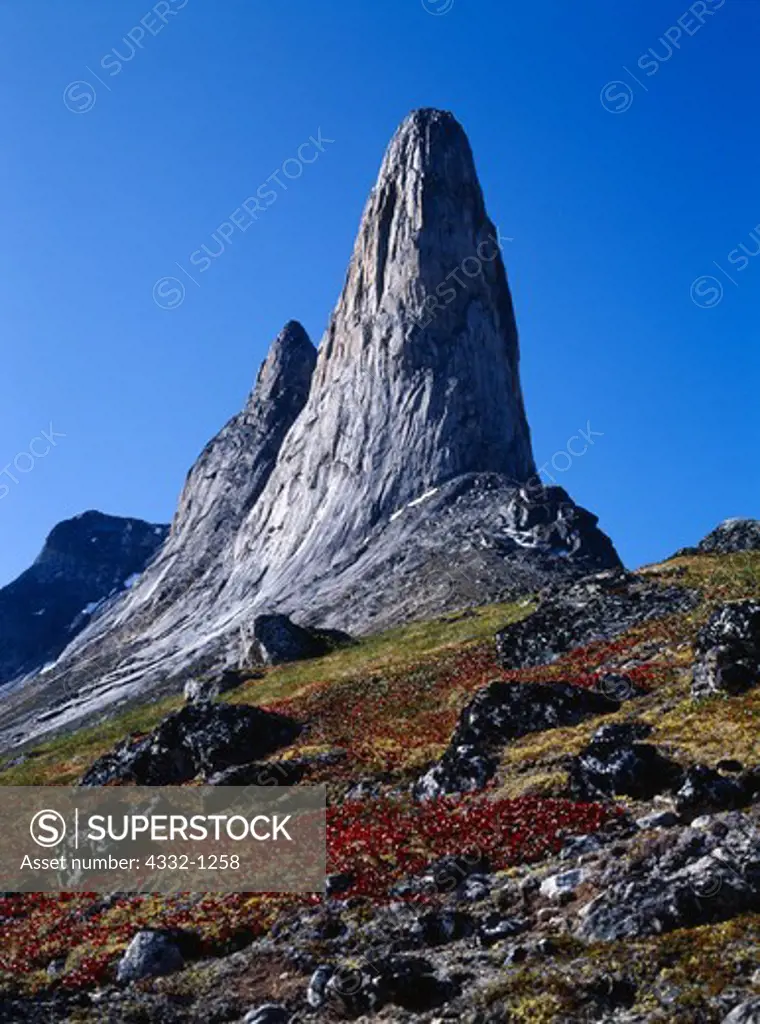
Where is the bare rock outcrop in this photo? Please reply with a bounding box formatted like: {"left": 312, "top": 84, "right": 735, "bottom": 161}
{"left": 677, "top": 517, "right": 760, "bottom": 556}
{"left": 692, "top": 601, "right": 760, "bottom": 699}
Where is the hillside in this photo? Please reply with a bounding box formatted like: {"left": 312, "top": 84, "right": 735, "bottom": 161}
{"left": 0, "top": 544, "right": 758, "bottom": 1023}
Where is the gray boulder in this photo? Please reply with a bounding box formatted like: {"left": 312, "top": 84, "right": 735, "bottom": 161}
{"left": 116, "top": 930, "right": 184, "bottom": 983}
{"left": 578, "top": 811, "right": 760, "bottom": 942}
{"left": 692, "top": 601, "right": 760, "bottom": 699}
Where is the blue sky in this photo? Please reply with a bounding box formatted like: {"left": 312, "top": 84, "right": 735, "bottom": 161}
{"left": 0, "top": 0, "right": 758, "bottom": 586}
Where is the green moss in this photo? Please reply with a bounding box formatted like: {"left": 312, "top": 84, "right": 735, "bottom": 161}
{"left": 479, "top": 914, "right": 760, "bottom": 1022}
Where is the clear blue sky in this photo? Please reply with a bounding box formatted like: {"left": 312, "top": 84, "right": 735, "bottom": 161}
{"left": 1, "top": 0, "right": 758, "bottom": 586}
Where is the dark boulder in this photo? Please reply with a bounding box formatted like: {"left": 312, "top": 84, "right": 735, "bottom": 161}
{"left": 676, "top": 764, "right": 759, "bottom": 815}
{"left": 242, "top": 1006, "right": 289, "bottom": 1024}
{"left": 325, "top": 873, "right": 354, "bottom": 898}
{"left": 496, "top": 569, "right": 698, "bottom": 669}
{"left": 451, "top": 681, "right": 620, "bottom": 746}
{"left": 245, "top": 613, "right": 353, "bottom": 666}
{"left": 692, "top": 601, "right": 760, "bottom": 699}
{"left": 578, "top": 811, "right": 760, "bottom": 941}
{"left": 583, "top": 975, "right": 638, "bottom": 1014}
{"left": 80, "top": 701, "right": 300, "bottom": 786}
{"left": 409, "top": 909, "right": 474, "bottom": 947}
{"left": 324, "top": 955, "right": 455, "bottom": 1016}
{"left": 568, "top": 722, "right": 684, "bottom": 801}
{"left": 414, "top": 680, "right": 618, "bottom": 800}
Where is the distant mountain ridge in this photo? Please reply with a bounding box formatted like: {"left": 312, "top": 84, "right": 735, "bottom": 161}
{"left": 0, "top": 511, "right": 167, "bottom": 687}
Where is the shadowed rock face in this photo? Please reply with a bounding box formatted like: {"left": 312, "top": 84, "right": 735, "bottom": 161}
{"left": 0, "top": 512, "right": 168, "bottom": 687}
{"left": 0, "top": 109, "right": 621, "bottom": 747}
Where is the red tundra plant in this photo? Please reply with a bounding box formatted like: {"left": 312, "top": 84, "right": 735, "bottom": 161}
{"left": 0, "top": 794, "right": 616, "bottom": 990}
{"left": 327, "top": 793, "right": 616, "bottom": 898}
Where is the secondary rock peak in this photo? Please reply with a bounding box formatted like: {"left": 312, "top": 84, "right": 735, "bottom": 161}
{"left": 248, "top": 320, "right": 316, "bottom": 412}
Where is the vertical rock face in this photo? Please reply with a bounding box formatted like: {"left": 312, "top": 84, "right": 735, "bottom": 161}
{"left": 226, "top": 109, "right": 536, "bottom": 604}
{"left": 0, "top": 109, "right": 622, "bottom": 746}
{"left": 0, "top": 512, "right": 168, "bottom": 686}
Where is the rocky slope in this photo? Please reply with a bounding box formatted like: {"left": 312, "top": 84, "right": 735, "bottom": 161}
{"left": 0, "top": 511, "right": 167, "bottom": 688}
{"left": 0, "top": 537, "right": 758, "bottom": 1023}
{"left": 0, "top": 109, "right": 620, "bottom": 749}
{"left": 677, "top": 518, "right": 760, "bottom": 557}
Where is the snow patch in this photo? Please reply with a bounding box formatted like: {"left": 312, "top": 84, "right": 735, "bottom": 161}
{"left": 408, "top": 487, "right": 439, "bottom": 509}
{"left": 389, "top": 487, "right": 440, "bottom": 523}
